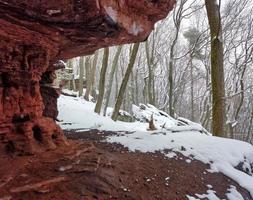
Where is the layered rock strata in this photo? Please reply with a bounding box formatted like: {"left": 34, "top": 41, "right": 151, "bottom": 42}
{"left": 0, "top": 0, "right": 175, "bottom": 154}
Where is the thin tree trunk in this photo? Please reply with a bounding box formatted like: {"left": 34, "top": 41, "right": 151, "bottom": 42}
{"left": 114, "top": 63, "right": 119, "bottom": 101}
{"left": 246, "top": 108, "right": 253, "bottom": 142}
{"left": 190, "top": 54, "right": 194, "bottom": 121}
{"left": 67, "top": 59, "right": 76, "bottom": 91}
{"left": 94, "top": 47, "right": 109, "bottom": 114}
{"left": 145, "top": 41, "right": 155, "bottom": 105}
{"left": 135, "top": 67, "right": 139, "bottom": 104}
{"left": 103, "top": 45, "right": 123, "bottom": 116}
{"left": 143, "top": 77, "right": 148, "bottom": 104}
{"left": 168, "top": 55, "right": 174, "bottom": 117}
{"left": 78, "top": 57, "right": 84, "bottom": 96}
{"left": 90, "top": 51, "right": 98, "bottom": 100}
{"left": 205, "top": 0, "right": 226, "bottom": 137}
{"left": 130, "top": 71, "right": 135, "bottom": 105}
{"left": 84, "top": 56, "right": 91, "bottom": 101}
{"left": 230, "top": 66, "right": 247, "bottom": 137}
{"left": 66, "top": 59, "right": 71, "bottom": 90}
{"left": 111, "top": 43, "right": 140, "bottom": 121}
{"left": 168, "top": 27, "right": 180, "bottom": 118}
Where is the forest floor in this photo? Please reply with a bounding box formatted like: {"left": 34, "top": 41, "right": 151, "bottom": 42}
{"left": 0, "top": 129, "right": 251, "bottom": 200}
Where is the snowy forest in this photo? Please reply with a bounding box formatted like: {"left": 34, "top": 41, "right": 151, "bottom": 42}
{"left": 59, "top": 0, "right": 253, "bottom": 143}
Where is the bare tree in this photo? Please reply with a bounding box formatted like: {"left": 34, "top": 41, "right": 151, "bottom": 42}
{"left": 205, "top": 0, "right": 226, "bottom": 137}
{"left": 103, "top": 46, "right": 123, "bottom": 116}
{"left": 90, "top": 50, "right": 98, "bottom": 100}
{"left": 111, "top": 43, "right": 140, "bottom": 121}
{"left": 94, "top": 48, "right": 109, "bottom": 114}
{"left": 78, "top": 56, "right": 85, "bottom": 97}
{"left": 83, "top": 56, "right": 91, "bottom": 101}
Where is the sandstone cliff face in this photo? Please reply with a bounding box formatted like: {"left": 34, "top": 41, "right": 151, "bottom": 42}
{"left": 0, "top": 0, "right": 175, "bottom": 154}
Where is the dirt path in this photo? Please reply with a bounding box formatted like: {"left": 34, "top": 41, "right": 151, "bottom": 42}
{"left": 0, "top": 129, "right": 251, "bottom": 200}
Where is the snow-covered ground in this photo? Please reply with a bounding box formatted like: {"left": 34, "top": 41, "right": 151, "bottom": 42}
{"left": 58, "top": 93, "right": 253, "bottom": 199}
{"left": 58, "top": 94, "right": 148, "bottom": 131}
{"left": 58, "top": 90, "right": 209, "bottom": 134}
{"left": 187, "top": 185, "right": 245, "bottom": 200}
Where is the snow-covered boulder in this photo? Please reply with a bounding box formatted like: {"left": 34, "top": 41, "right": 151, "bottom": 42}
{"left": 132, "top": 104, "right": 210, "bottom": 134}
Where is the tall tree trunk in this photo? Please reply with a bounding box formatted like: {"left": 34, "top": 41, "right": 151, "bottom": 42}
{"left": 168, "top": 52, "right": 174, "bottom": 117}
{"left": 246, "top": 107, "right": 253, "bottom": 142}
{"left": 167, "top": 0, "right": 184, "bottom": 117}
{"left": 205, "top": 0, "right": 226, "bottom": 137}
{"left": 114, "top": 62, "right": 119, "bottom": 102}
{"left": 143, "top": 77, "right": 148, "bottom": 104}
{"left": 190, "top": 54, "right": 194, "bottom": 121}
{"left": 67, "top": 59, "right": 76, "bottom": 91}
{"left": 90, "top": 50, "right": 98, "bottom": 100}
{"left": 130, "top": 71, "right": 135, "bottom": 105}
{"left": 111, "top": 43, "right": 140, "bottom": 121}
{"left": 145, "top": 41, "right": 155, "bottom": 106}
{"left": 103, "top": 45, "right": 123, "bottom": 116}
{"left": 168, "top": 25, "right": 180, "bottom": 118}
{"left": 84, "top": 56, "right": 91, "bottom": 101}
{"left": 94, "top": 47, "right": 109, "bottom": 114}
{"left": 135, "top": 67, "right": 139, "bottom": 104}
{"left": 229, "top": 65, "right": 247, "bottom": 138}
{"left": 78, "top": 56, "right": 84, "bottom": 96}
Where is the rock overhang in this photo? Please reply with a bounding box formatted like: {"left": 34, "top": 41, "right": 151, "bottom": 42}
{"left": 0, "top": 0, "right": 176, "bottom": 154}
{"left": 0, "top": 0, "right": 175, "bottom": 60}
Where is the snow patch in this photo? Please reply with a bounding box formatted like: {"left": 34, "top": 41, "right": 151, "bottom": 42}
{"left": 226, "top": 185, "right": 244, "bottom": 200}
{"left": 187, "top": 190, "right": 220, "bottom": 200}
{"left": 58, "top": 95, "right": 148, "bottom": 131}
{"left": 166, "top": 152, "right": 177, "bottom": 159}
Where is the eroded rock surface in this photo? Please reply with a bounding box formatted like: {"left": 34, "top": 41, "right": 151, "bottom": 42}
{"left": 0, "top": 40, "right": 67, "bottom": 154}
{"left": 0, "top": 0, "right": 175, "bottom": 154}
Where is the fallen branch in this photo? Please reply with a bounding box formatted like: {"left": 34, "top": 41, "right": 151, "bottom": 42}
{"left": 10, "top": 176, "right": 67, "bottom": 193}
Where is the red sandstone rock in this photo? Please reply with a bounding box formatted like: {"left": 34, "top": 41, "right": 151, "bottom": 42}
{"left": 0, "top": 0, "right": 175, "bottom": 154}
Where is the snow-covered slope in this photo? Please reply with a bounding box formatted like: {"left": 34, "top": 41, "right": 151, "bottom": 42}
{"left": 58, "top": 95, "right": 148, "bottom": 131}
{"left": 58, "top": 94, "right": 208, "bottom": 134}
{"left": 57, "top": 93, "right": 253, "bottom": 198}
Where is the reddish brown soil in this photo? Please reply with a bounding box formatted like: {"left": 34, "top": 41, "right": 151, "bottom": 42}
{"left": 0, "top": 130, "right": 252, "bottom": 200}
